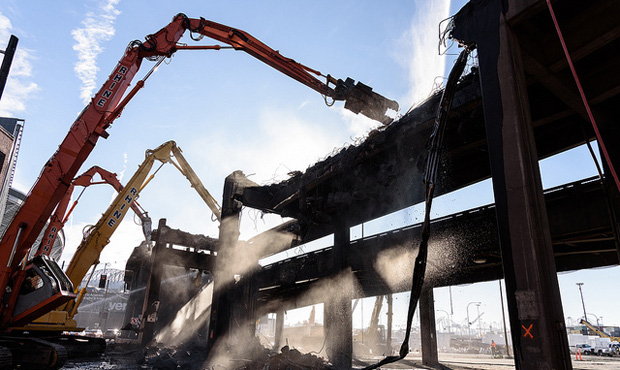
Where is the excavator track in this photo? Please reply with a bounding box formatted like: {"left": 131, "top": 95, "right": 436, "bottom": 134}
{"left": 0, "top": 336, "right": 67, "bottom": 369}
{"left": 47, "top": 334, "right": 106, "bottom": 358}
{"left": 0, "top": 346, "right": 11, "bottom": 370}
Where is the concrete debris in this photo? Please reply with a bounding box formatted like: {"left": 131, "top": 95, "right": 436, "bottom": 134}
{"left": 233, "top": 345, "right": 335, "bottom": 370}
{"left": 136, "top": 338, "right": 335, "bottom": 370}
{"left": 139, "top": 342, "right": 209, "bottom": 370}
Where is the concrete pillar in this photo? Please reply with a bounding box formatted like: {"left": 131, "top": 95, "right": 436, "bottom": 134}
{"left": 274, "top": 309, "right": 285, "bottom": 351}
{"left": 386, "top": 294, "right": 393, "bottom": 354}
{"left": 324, "top": 298, "right": 352, "bottom": 370}
{"left": 138, "top": 218, "right": 167, "bottom": 346}
{"left": 206, "top": 172, "right": 244, "bottom": 355}
{"left": 324, "top": 221, "right": 352, "bottom": 369}
{"left": 419, "top": 288, "right": 438, "bottom": 366}
{"left": 452, "top": 2, "right": 572, "bottom": 368}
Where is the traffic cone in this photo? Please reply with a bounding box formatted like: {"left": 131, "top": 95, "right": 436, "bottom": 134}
{"left": 576, "top": 348, "right": 582, "bottom": 361}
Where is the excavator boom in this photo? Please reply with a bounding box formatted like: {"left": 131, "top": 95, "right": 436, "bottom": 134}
{"left": 580, "top": 319, "right": 620, "bottom": 341}
{"left": 62, "top": 140, "right": 218, "bottom": 317}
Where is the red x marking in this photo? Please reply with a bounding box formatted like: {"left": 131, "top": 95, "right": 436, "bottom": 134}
{"left": 522, "top": 324, "right": 534, "bottom": 339}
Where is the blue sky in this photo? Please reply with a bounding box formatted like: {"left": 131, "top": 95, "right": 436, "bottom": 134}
{"left": 1, "top": 0, "right": 618, "bottom": 334}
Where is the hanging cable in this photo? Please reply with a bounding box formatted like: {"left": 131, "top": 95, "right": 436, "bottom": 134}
{"left": 545, "top": 0, "right": 620, "bottom": 193}
{"left": 361, "top": 44, "right": 472, "bottom": 370}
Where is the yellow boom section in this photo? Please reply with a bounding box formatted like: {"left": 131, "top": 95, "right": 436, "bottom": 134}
{"left": 64, "top": 140, "right": 220, "bottom": 287}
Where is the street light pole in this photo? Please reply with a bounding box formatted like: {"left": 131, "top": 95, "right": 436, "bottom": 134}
{"left": 476, "top": 304, "right": 482, "bottom": 339}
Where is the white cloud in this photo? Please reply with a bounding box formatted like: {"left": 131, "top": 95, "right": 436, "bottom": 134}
{"left": 393, "top": 0, "right": 451, "bottom": 110}
{"left": 0, "top": 12, "right": 38, "bottom": 117}
{"left": 72, "top": 0, "right": 121, "bottom": 104}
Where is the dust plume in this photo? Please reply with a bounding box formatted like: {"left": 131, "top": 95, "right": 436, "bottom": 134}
{"left": 394, "top": 0, "right": 451, "bottom": 108}
{"left": 374, "top": 245, "right": 416, "bottom": 291}
{"left": 155, "top": 281, "right": 213, "bottom": 346}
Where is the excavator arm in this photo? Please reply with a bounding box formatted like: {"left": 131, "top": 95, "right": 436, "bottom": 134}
{"left": 35, "top": 166, "right": 151, "bottom": 259}
{"left": 580, "top": 319, "right": 620, "bottom": 341}
{"left": 61, "top": 140, "right": 219, "bottom": 320}
{"left": 0, "top": 13, "right": 395, "bottom": 327}
{"left": 175, "top": 15, "right": 399, "bottom": 123}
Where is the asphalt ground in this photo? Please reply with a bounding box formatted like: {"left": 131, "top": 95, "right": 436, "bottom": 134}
{"left": 354, "top": 352, "right": 620, "bottom": 370}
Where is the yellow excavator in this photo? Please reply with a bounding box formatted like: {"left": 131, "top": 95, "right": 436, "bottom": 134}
{"left": 580, "top": 319, "right": 620, "bottom": 342}
{"left": 18, "top": 140, "right": 220, "bottom": 334}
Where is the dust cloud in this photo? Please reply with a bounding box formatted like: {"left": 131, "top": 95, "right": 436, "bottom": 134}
{"left": 155, "top": 281, "right": 213, "bottom": 346}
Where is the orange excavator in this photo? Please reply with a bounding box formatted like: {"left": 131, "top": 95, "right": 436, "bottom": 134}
{"left": 0, "top": 14, "right": 397, "bottom": 368}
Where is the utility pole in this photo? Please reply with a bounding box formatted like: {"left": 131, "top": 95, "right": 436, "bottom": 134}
{"left": 576, "top": 283, "right": 587, "bottom": 321}
{"left": 0, "top": 35, "right": 18, "bottom": 101}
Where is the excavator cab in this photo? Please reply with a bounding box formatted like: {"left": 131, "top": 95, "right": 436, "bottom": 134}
{"left": 11, "top": 256, "right": 76, "bottom": 327}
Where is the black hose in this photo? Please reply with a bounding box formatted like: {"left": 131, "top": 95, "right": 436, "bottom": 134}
{"left": 361, "top": 45, "right": 472, "bottom": 370}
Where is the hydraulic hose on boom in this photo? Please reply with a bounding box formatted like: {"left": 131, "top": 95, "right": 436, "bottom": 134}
{"left": 0, "top": 13, "right": 397, "bottom": 328}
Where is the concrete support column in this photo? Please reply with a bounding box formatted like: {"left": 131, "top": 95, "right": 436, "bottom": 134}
{"left": 386, "top": 294, "right": 393, "bottom": 354}
{"left": 138, "top": 218, "right": 167, "bottom": 346}
{"left": 274, "top": 309, "right": 285, "bottom": 351}
{"left": 207, "top": 172, "right": 245, "bottom": 355}
{"left": 324, "top": 221, "right": 352, "bottom": 369}
{"left": 492, "top": 14, "right": 572, "bottom": 370}
{"left": 419, "top": 287, "right": 438, "bottom": 366}
{"left": 452, "top": 2, "right": 572, "bottom": 368}
{"left": 324, "top": 298, "right": 352, "bottom": 370}
{"left": 453, "top": 1, "right": 572, "bottom": 370}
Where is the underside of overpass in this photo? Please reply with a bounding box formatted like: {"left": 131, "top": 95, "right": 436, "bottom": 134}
{"left": 196, "top": 1, "right": 620, "bottom": 369}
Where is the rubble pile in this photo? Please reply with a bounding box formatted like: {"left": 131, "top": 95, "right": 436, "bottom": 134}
{"left": 140, "top": 344, "right": 208, "bottom": 370}
{"left": 137, "top": 338, "right": 335, "bottom": 370}
{"left": 232, "top": 345, "right": 335, "bottom": 370}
